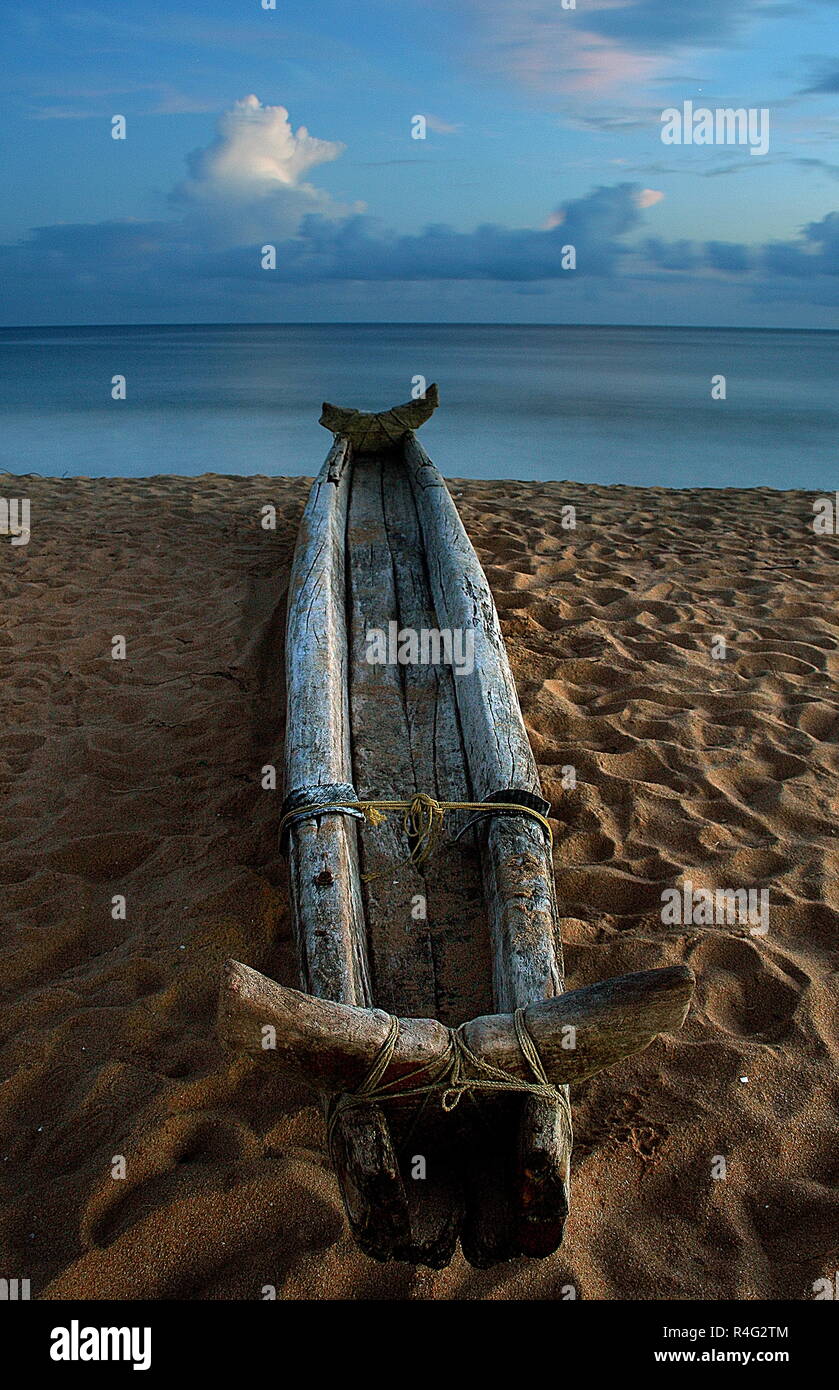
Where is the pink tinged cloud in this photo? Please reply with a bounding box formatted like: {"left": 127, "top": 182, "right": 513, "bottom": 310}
{"left": 556, "top": 34, "right": 662, "bottom": 95}
{"left": 466, "top": 2, "right": 670, "bottom": 96}
{"left": 545, "top": 187, "right": 661, "bottom": 231}
{"left": 425, "top": 115, "right": 463, "bottom": 134}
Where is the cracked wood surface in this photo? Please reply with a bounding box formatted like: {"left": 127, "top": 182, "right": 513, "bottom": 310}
{"left": 344, "top": 449, "right": 492, "bottom": 1264}
{"left": 284, "top": 437, "right": 371, "bottom": 1006}
{"left": 404, "top": 435, "right": 571, "bottom": 1260}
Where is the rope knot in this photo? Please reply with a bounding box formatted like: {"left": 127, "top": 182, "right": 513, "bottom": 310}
{"left": 325, "top": 1008, "right": 568, "bottom": 1159}
{"left": 403, "top": 792, "right": 444, "bottom": 866}
{"left": 440, "top": 1087, "right": 465, "bottom": 1112}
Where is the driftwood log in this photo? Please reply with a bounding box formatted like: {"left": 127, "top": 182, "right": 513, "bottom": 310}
{"left": 219, "top": 390, "right": 695, "bottom": 1268}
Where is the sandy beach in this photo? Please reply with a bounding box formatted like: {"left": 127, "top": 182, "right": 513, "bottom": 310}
{"left": 1, "top": 471, "right": 837, "bottom": 1301}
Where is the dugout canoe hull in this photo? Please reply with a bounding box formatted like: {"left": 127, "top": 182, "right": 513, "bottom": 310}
{"left": 219, "top": 392, "right": 694, "bottom": 1268}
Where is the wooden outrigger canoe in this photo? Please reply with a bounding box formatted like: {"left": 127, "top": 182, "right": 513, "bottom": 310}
{"left": 218, "top": 387, "right": 694, "bottom": 1269}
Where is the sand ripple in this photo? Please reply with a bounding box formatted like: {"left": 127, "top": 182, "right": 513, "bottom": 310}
{"left": 1, "top": 473, "right": 837, "bottom": 1300}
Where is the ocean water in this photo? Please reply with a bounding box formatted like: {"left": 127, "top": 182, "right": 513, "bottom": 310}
{"left": 0, "top": 323, "right": 836, "bottom": 488}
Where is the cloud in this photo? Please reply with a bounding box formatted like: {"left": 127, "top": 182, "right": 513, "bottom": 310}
{"left": 424, "top": 115, "right": 463, "bottom": 134}
{"left": 0, "top": 183, "right": 649, "bottom": 323}
{"left": 181, "top": 95, "right": 343, "bottom": 194}
{"left": 765, "top": 207, "right": 839, "bottom": 277}
{"left": 705, "top": 240, "right": 754, "bottom": 273}
{"left": 642, "top": 237, "right": 700, "bottom": 270}
{"left": 460, "top": 0, "right": 775, "bottom": 96}
{"left": 790, "top": 156, "right": 839, "bottom": 181}
{"left": 800, "top": 69, "right": 839, "bottom": 95}
{"left": 580, "top": 0, "right": 768, "bottom": 53}
{"left": 2, "top": 92, "right": 839, "bottom": 323}
{"left": 29, "top": 106, "right": 102, "bottom": 121}
{"left": 639, "top": 206, "right": 839, "bottom": 295}
{"left": 470, "top": 11, "right": 661, "bottom": 96}
{"left": 23, "top": 79, "right": 223, "bottom": 121}
{"left": 171, "top": 95, "right": 355, "bottom": 244}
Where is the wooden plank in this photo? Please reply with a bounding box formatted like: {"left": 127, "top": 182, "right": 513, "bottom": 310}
{"left": 403, "top": 435, "right": 541, "bottom": 800}
{"left": 346, "top": 450, "right": 466, "bottom": 1266}
{"left": 379, "top": 459, "right": 492, "bottom": 1027}
{"left": 330, "top": 1107, "right": 412, "bottom": 1261}
{"left": 284, "top": 441, "right": 396, "bottom": 1250}
{"left": 379, "top": 454, "right": 506, "bottom": 1263}
{"left": 378, "top": 455, "right": 490, "bottom": 1265}
{"left": 220, "top": 961, "right": 695, "bottom": 1092}
{"left": 346, "top": 451, "right": 436, "bottom": 1017}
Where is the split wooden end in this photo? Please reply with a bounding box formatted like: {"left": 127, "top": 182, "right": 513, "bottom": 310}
{"left": 319, "top": 385, "right": 439, "bottom": 451}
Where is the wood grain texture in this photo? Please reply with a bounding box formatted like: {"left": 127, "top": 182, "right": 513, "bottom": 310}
{"left": 219, "top": 961, "right": 694, "bottom": 1096}
{"left": 283, "top": 441, "right": 391, "bottom": 1248}
{"left": 378, "top": 458, "right": 491, "bottom": 1027}
{"left": 345, "top": 450, "right": 490, "bottom": 1264}
{"left": 284, "top": 438, "right": 370, "bottom": 1007}
{"left": 403, "top": 434, "right": 538, "bottom": 801}
{"left": 404, "top": 433, "right": 571, "bottom": 1261}
{"left": 346, "top": 452, "right": 437, "bottom": 1019}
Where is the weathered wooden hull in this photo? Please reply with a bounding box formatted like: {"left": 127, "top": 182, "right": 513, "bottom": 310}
{"left": 219, "top": 403, "right": 694, "bottom": 1269}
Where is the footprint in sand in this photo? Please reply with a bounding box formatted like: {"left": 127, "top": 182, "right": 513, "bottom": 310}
{"left": 689, "top": 935, "right": 803, "bottom": 1041}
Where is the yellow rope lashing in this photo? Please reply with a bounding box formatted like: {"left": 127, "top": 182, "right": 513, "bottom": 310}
{"left": 325, "top": 1007, "right": 570, "bottom": 1159}
{"left": 279, "top": 791, "right": 552, "bottom": 873}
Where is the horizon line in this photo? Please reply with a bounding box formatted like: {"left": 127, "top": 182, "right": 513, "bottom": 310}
{"left": 1, "top": 321, "right": 837, "bottom": 334}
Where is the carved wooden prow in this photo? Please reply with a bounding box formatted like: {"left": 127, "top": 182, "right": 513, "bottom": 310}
{"left": 319, "top": 383, "right": 439, "bottom": 452}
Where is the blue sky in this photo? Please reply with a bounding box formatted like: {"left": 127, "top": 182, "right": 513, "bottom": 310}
{"left": 2, "top": 0, "right": 839, "bottom": 325}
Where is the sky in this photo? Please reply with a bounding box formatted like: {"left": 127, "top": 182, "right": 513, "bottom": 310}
{"left": 1, "top": 0, "right": 839, "bottom": 326}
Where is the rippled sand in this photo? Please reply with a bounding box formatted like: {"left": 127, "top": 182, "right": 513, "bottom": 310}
{"left": 1, "top": 472, "right": 837, "bottom": 1300}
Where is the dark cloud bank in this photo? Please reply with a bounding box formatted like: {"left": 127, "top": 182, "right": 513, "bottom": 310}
{"left": 2, "top": 184, "right": 838, "bottom": 322}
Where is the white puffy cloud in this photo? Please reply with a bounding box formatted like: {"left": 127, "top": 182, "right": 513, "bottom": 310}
{"left": 184, "top": 95, "right": 342, "bottom": 194}
{"left": 172, "top": 95, "right": 358, "bottom": 244}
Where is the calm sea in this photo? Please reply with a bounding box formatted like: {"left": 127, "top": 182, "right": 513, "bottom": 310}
{"left": 0, "top": 324, "right": 835, "bottom": 487}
